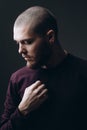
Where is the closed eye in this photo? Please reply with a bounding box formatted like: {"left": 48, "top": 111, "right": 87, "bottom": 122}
{"left": 14, "top": 38, "right": 35, "bottom": 45}
{"left": 24, "top": 39, "right": 34, "bottom": 45}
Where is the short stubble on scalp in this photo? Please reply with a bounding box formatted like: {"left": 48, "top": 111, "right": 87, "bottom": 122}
{"left": 14, "top": 6, "right": 58, "bottom": 38}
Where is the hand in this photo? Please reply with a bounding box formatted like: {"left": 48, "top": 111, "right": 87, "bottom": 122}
{"left": 18, "top": 80, "right": 48, "bottom": 115}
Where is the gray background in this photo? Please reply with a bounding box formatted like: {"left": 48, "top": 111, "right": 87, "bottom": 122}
{"left": 0, "top": 0, "right": 87, "bottom": 116}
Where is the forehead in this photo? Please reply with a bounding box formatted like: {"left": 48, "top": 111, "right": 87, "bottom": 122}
{"left": 13, "top": 25, "right": 34, "bottom": 41}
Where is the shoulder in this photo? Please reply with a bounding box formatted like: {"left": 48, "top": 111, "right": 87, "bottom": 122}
{"left": 68, "top": 54, "right": 87, "bottom": 68}
{"left": 68, "top": 54, "right": 87, "bottom": 77}
{"left": 10, "top": 66, "right": 34, "bottom": 83}
{"left": 9, "top": 66, "right": 40, "bottom": 84}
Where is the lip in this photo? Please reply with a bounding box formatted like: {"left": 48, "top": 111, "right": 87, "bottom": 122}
{"left": 24, "top": 57, "right": 29, "bottom": 60}
{"left": 22, "top": 54, "right": 34, "bottom": 61}
{"left": 22, "top": 55, "right": 29, "bottom": 59}
{"left": 23, "top": 56, "right": 33, "bottom": 61}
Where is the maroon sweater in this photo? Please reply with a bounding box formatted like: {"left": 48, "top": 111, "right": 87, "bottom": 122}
{"left": 0, "top": 54, "right": 87, "bottom": 130}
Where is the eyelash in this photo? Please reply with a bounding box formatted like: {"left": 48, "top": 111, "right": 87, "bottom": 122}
{"left": 24, "top": 40, "right": 32, "bottom": 44}
{"left": 16, "top": 40, "right": 33, "bottom": 45}
{"left": 15, "top": 38, "right": 35, "bottom": 46}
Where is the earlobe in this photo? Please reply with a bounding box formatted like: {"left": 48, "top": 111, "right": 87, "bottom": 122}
{"left": 46, "top": 30, "right": 55, "bottom": 44}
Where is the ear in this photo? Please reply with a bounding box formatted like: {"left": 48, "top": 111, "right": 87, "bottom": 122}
{"left": 46, "top": 30, "right": 55, "bottom": 44}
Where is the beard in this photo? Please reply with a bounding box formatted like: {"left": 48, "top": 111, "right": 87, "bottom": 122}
{"left": 26, "top": 43, "right": 52, "bottom": 69}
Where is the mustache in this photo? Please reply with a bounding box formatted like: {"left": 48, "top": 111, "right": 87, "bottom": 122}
{"left": 22, "top": 54, "right": 34, "bottom": 59}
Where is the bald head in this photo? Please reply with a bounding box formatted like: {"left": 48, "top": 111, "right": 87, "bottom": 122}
{"left": 14, "top": 6, "right": 58, "bottom": 38}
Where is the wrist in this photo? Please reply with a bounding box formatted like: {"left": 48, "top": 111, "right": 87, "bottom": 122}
{"left": 18, "top": 104, "right": 29, "bottom": 116}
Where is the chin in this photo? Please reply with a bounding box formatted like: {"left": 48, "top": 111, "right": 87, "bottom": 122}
{"left": 26, "top": 61, "right": 40, "bottom": 69}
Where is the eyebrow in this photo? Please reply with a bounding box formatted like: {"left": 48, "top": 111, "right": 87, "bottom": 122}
{"left": 14, "top": 38, "right": 34, "bottom": 44}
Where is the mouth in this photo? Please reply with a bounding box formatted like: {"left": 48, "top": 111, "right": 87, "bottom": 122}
{"left": 24, "top": 57, "right": 29, "bottom": 61}
{"left": 24, "top": 57, "right": 31, "bottom": 61}
{"left": 22, "top": 55, "right": 34, "bottom": 61}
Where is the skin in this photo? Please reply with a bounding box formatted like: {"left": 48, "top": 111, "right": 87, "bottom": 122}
{"left": 18, "top": 80, "right": 48, "bottom": 115}
{"left": 13, "top": 25, "right": 52, "bottom": 115}
{"left": 13, "top": 23, "right": 67, "bottom": 116}
{"left": 14, "top": 25, "right": 52, "bottom": 69}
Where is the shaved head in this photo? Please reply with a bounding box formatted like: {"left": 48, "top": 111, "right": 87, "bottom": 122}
{"left": 14, "top": 6, "right": 58, "bottom": 38}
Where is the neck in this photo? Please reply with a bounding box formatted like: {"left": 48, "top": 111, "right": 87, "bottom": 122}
{"left": 42, "top": 43, "right": 68, "bottom": 69}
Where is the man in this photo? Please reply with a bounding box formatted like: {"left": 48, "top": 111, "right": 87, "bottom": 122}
{"left": 0, "top": 6, "right": 87, "bottom": 130}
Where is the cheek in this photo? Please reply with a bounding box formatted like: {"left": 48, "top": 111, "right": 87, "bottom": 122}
{"left": 28, "top": 43, "right": 44, "bottom": 56}
{"left": 26, "top": 45, "right": 36, "bottom": 55}
{"left": 34, "top": 43, "right": 46, "bottom": 57}
{"left": 26, "top": 40, "right": 51, "bottom": 58}
{"left": 39, "top": 41, "right": 51, "bottom": 55}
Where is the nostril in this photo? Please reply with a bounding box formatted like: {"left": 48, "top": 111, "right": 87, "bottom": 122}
{"left": 18, "top": 43, "right": 24, "bottom": 54}
{"left": 18, "top": 47, "right": 22, "bottom": 54}
{"left": 18, "top": 43, "right": 27, "bottom": 54}
{"left": 18, "top": 48, "right": 27, "bottom": 55}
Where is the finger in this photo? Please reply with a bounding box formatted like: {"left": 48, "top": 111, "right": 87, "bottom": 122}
{"left": 38, "top": 92, "right": 48, "bottom": 106}
{"left": 30, "top": 80, "right": 42, "bottom": 90}
{"left": 33, "top": 84, "right": 45, "bottom": 94}
{"left": 38, "top": 88, "right": 48, "bottom": 98}
{"left": 33, "top": 94, "right": 48, "bottom": 110}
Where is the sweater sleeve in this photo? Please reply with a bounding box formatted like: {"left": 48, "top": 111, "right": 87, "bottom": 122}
{"left": 0, "top": 76, "right": 31, "bottom": 130}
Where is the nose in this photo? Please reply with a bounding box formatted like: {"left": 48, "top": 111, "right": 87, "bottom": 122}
{"left": 18, "top": 43, "right": 26, "bottom": 54}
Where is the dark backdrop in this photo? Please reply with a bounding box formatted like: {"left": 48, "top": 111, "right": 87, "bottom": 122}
{"left": 0, "top": 0, "right": 87, "bottom": 116}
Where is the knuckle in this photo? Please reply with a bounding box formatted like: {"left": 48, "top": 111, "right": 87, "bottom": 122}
{"left": 33, "top": 89, "right": 38, "bottom": 94}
